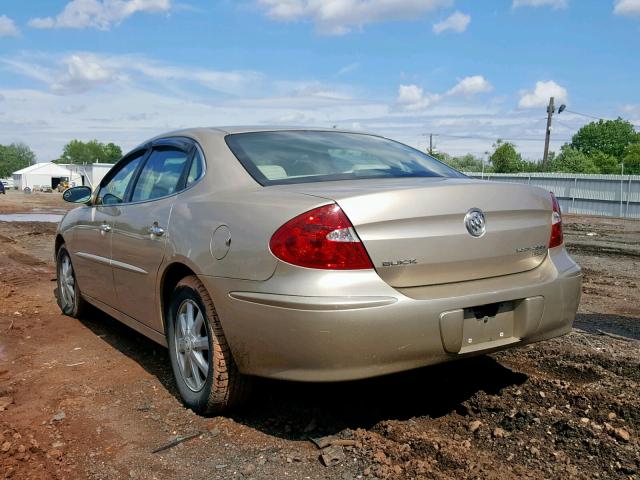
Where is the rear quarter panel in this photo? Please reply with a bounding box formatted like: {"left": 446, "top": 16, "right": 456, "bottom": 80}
{"left": 166, "top": 184, "right": 329, "bottom": 280}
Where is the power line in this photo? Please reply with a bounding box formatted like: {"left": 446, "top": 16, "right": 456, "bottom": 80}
{"left": 427, "top": 133, "right": 572, "bottom": 142}
{"left": 553, "top": 119, "right": 579, "bottom": 132}
{"left": 564, "top": 109, "right": 607, "bottom": 121}
{"left": 564, "top": 109, "right": 640, "bottom": 128}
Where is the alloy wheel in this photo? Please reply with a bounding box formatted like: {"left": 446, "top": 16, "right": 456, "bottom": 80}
{"left": 59, "top": 254, "right": 76, "bottom": 309}
{"left": 174, "top": 299, "right": 210, "bottom": 392}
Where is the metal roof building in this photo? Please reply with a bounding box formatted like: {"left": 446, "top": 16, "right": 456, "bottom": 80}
{"left": 12, "top": 163, "right": 82, "bottom": 190}
{"left": 12, "top": 162, "right": 114, "bottom": 191}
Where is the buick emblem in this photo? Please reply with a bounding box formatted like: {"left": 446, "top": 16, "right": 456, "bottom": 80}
{"left": 464, "top": 208, "right": 486, "bottom": 238}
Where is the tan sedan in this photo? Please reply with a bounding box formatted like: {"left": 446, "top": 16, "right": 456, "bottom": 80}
{"left": 57, "top": 127, "right": 582, "bottom": 413}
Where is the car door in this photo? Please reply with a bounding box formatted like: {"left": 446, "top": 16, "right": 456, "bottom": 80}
{"left": 70, "top": 150, "right": 148, "bottom": 306}
{"left": 110, "top": 139, "right": 194, "bottom": 331}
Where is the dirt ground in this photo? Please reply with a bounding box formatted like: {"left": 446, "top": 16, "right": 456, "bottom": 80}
{"left": 0, "top": 190, "right": 638, "bottom": 480}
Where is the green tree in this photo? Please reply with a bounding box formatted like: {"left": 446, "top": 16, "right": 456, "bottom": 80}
{"left": 622, "top": 143, "right": 640, "bottom": 175}
{"left": 591, "top": 150, "right": 620, "bottom": 174}
{"left": 489, "top": 140, "right": 523, "bottom": 173}
{"left": 520, "top": 159, "right": 544, "bottom": 173}
{"left": 549, "top": 146, "right": 599, "bottom": 174}
{"left": 429, "top": 151, "right": 450, "bottom": 163}
{"left": 441, "top": 153, "right": 486, "bottom": 172}
{"left": 0, "top": 143, "right": 37, "bottom": 178}
{"left": 103, "top": 142, "right": 123, "bottom": 163}
{"left": 570, "top": 118, "right": 639, "bottom": 159}
{"left": 57, "top": 139, "right": 123, "bottom": 165}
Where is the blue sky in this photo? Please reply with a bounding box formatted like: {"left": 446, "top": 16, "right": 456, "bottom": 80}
{"left": 0, "top": 0, "right": 639, "bottom": 161}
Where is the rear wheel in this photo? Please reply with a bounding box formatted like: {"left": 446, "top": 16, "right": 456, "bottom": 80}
{"left": 56, "top": 246, "right": 86, "bottom": 317}
{"left": 166, "top": 276, "right": 248, "bottom": 414}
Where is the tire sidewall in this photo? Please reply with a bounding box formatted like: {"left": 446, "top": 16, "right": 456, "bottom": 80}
{"left": 56, "top": 247, "right": 80, "bottom": 316}
{"left": 166, "top": 284, "right": 215, "bottom": 413}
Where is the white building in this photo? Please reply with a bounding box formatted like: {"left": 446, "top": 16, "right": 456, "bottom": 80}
{"left": 12, "top": 163, "right": 82, "bottom": 190}
{"left": 61, "top": 163, "right": 115, "bottom": 189}
{"left": 12, "top": 162, "right": 115, "bottom": 190}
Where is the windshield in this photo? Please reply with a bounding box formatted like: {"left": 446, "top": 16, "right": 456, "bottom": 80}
{"left": 225, "top": 131, "right": 464, "bottom": 186}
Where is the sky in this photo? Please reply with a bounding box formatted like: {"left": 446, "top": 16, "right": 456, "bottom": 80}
{"left": 0, "top": 0, "right": 639, "bottom": 162}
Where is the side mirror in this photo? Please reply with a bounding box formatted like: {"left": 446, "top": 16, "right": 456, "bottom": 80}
{"left": 63, "top": 186, "right": 92, "bottom": 204}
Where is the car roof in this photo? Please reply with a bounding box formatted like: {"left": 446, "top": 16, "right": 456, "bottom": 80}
{"left": 147, "top": 125, "right": 377, "bottom": 142}
{"left": 213, "top": 126, "right": 370, "bottom": 135}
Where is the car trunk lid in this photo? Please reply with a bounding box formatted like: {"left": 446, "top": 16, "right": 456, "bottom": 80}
{"left": 279, "top": 177, "right": 552, "bottom": 287}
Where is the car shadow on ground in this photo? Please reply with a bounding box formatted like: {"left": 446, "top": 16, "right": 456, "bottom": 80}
{"left": 233, "top": 356, "right": 527, "bottom": 440}
{"left": 574, "top": 312, "right": 640, "bottom": 340}
{"left": 78, "top": 307, "right": 182, "bottom": 399}
{"left": 78, "top": 307, "right": 528, "bottom": 439}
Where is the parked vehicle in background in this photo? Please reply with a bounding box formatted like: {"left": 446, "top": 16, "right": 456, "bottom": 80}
{"left": 55, "top": 127, "right": 582, "bottom": 414}
{"left": 0, "top": 182, "right": 5, "bottom": 194}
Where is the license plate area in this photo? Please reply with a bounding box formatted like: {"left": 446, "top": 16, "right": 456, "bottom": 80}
{"left": 460, "top": 301, "right": 516, "bottom": 353}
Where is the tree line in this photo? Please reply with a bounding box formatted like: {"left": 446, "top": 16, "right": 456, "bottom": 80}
{"left": 0, "top": 140, "right": 123, "bottom": 178}
{"left": 0, "top": 143, "right": 36, "bottom": 178}
{"left": 434, "top": 118, "right": 640, "bottom": 175}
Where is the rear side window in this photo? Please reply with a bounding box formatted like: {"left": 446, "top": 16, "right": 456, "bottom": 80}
{"left": 225, "top": 131, "right": 464, "bottom": 186}
{"left": 186, "top": 149, "right": 204, "bottom": 186}
{"left": 131, "top": 148, "right": 190, "bottom": 202}
{"left": 97, "top": 151, "right": 146, "bottom": 205}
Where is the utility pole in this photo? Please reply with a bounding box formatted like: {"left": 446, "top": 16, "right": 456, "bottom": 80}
{"left": 542, "top": 97, "right": 555, "bottom": 170}
{"left": 425, "top": 133, "right": 437, "bottom": 155}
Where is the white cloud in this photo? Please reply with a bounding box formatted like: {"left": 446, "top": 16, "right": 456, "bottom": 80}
{"left": 291, "top": 83, "right": 352, "bottom": 100}
{"left": 0, "top": 52, "right": 588, "bottom": 164}
{"left": 29, "top": 0, "right": 171, "bottom": 30}
{"left": 53, "top": 54, "right": 123, "bottom": 94}
{"left": 614, "top": 0, "right": 640, "bottom": 16}
{"left": 0, "top": 15, "right": 20, "bottom": 37}
{"left": 432, "top": 11, "right": 470, "bottom": 34}
{"left": 132, "top": 60, "right": 263, "bottom": 95}
{"left": 258, "top": 0, "right": 452, "bottom": 35}
{"left": 447, "top": 75, "right": 492, "bottom": 96}
{"left": 62, "top": 104, "right": 87, "bottom": 114}
{"left": 397, "top": 84, "right": 441, "bottom": 111}
{"left": 397, "top": 84, "right": 424, "bottom": 105}
{"left": 518, "top": 80, "right": 568, "bottom": 109}
{"left": 512, "top": 0, "right": 568, "bottom": 8}
{"left": 397, "top": 76, "right": 492, "bottom": 111}
{"left": 1, "top": 52, "right": 263, "bottom": 96}
{"left": 0, "top": 81, "right": 388, "bottom": 162}
{"left": 336, "top": 62, "right": 360, "bottom": 76}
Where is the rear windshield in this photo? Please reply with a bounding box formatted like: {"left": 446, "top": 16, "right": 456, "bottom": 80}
{"left": 225, "top": 131, "right": 464, "bottom": 186}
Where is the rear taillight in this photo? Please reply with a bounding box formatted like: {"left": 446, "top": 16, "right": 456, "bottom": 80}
{"left": 549, "top": 192, "right": 563, "bottom": 248}
{"left": 269, "top": 204, "right": 373, "bottom": 270}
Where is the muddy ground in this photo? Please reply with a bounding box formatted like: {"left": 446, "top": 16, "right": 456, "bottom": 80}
{"left": 0, "top": 190, "right": 638, "bottom": 480}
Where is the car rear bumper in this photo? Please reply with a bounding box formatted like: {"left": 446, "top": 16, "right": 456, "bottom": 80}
{"left": 200, "top": 247, "right": 582, "bottom": 382}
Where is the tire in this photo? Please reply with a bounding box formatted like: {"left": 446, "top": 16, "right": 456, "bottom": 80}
{"left": 56, "top": 246, "right": 87, "bottom": 318}
{"left": 166, "top": 276, "right": 249, "bottom": 414}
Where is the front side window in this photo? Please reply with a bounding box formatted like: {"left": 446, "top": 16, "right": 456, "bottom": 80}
{"left": 131, "top": 147, "right": 190, "bottom": 202}
{"left": 97, "top": 151, "right": 146, "bottom": 205}
{"left": 225, "top": 131, "right": 465, "bottom": 186}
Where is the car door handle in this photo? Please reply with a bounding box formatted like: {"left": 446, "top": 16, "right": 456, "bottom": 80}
{"left": 149, "top": 224, "right": 165, "bottom": 237}
{"left": 100, "top": 223, "right": 112, "bottom": 233}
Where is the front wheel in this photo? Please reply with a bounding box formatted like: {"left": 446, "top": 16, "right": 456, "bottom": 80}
{"left": 166, "top": 276, "right": 249, "bottom": 414}
{"left": 56, "top": 246, "right": 86, "bottom": 317}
